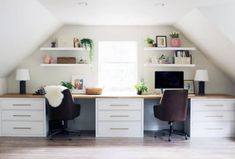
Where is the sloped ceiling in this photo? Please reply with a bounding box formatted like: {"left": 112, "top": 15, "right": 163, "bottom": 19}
{"left": 0, "top": 0, "right": 62, "bottom": 77}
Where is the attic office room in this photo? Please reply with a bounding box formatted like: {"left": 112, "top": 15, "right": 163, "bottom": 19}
{"left": 2, "top": 0, "right": 235, "bottom": 158}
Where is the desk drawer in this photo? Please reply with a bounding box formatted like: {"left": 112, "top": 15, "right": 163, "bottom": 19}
{"left": 1, "top": 99, "right": 44, "bottom": 110}
{"left": 191, "top": 122, "right": 235, "bottom": 137}
{"left": 97, "top": 121, "right": 143, "bottom": 137}
{"left": 2, "top": 110, "right": 44, "bottom": 121}
{"left": 1, "top": 121, "right": 44, "bottom": 136}
{"left": 192, "top": 111, "right": 235, "bottom": 122}
{"left": 98, "top": 110, "right": 142, "bottom": 121}
{"left": 97, "top": 98, "right": 142, "bottom": 110}
{"left": 192, "top": 100, "right": 235, "bottom": 111}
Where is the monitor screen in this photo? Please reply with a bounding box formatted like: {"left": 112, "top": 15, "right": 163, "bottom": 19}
{"left": 155, "top": 71, "right": 184, "bottom": 89}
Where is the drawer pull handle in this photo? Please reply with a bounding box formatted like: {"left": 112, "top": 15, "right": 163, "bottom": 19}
{"left": 13, "top": 115, "right": 31, "bottom": 117}
{"left": 205, "top": 115, "right": 224, "bottom": 118}
{"left": 12, "top": 104, "right": 31, "bottom": 106}
{"left": 205, "top": 104, "right": 224, "bottom": 107}
{"left": 110, "top": 115, "right": 129, "bottom": 118}
{"left": 110, "top": 128, "right": 129, "bottom": 130}
{"left": 13, "top": 127, "right": 32, "bottom": 130}
{"left": 110, "top": 104, "right": 129, "bottom": 107}
{"left": 204, "top": 128, "right": 223, "bottom": 130}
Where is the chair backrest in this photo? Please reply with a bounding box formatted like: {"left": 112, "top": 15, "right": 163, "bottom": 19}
{"left": 160, "top": 89, "right": 188, "bottom": 121}
{"left": 46, "top": 89, "right": 80, "bottom": 120}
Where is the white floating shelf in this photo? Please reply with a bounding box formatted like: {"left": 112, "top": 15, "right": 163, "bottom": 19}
{"left": 144, "top": 63, "right": 196, "bottom": 67}
{"left": 40, "top": 47, "right": 86, "bottom": 51}
{"left": 40, "top": 64, "right": 91, "bottom": 67}
{"left": 144, "top": 47, "right": 196, "bottom": 51}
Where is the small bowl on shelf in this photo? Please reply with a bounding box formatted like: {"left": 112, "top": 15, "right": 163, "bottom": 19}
{"left": 85, "top": 87, "right": 103, "bottom": 95}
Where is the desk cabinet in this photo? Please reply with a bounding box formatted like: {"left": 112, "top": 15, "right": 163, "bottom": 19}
{"left": 190, "top": 99, "right": 235, "bottom": 137}
{"left": 96, "top": 98, "right": 144, "bottom": 137}
{"left": 0, "top": 98, "right": 46, "bottom": 137}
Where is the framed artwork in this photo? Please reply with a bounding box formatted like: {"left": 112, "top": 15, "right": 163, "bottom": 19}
{"left": 156, "top": 36, "right": 167, "bottom": 47}
{"left": 184, "top": 80, "right": 195, "bottom": 94}
{"left": 72, "top": 75, "right": 86, "bottom": 94}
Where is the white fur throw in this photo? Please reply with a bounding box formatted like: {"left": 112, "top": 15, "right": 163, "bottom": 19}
{"left": 44, "top": 85, "right": 67, "bottom": 107}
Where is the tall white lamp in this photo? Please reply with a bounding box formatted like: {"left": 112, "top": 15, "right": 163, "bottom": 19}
{"left": 16, "top": 69, "right": 30, "bottom": 94}
{"left": 194, "top": 69, "right": 208, "bottom": 95}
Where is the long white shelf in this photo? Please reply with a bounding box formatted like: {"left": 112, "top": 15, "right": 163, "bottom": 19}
{"left": 144, "top": 63, "right": 196, "bottom": 67}
{"left": 144, "top": 47, "right": 196, "bottom": 51}
{"left": 40, "top": 47, "right": 86, "bottom": 51}
{"left": 40, "top": 64, "right": 91, "bottom": 67}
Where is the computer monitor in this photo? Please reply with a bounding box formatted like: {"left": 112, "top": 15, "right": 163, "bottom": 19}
{"left": 155, "top": 71, "right": 184, "bottom": 90}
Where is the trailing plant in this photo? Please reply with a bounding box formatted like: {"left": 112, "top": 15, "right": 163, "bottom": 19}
{"left": 145, "top": 37, "right": 154, "bottom": 44}
{"left": 134, "top": 82, "right": 148, "bottom": 95}
{"left": 169, "top": 31, "right": 180, "bottom": 38}
{"left": 81, "top": 38, "right": 94, "bottom": 62}
{"left": 61, "top": 81, "right": 75, "bottom": 90}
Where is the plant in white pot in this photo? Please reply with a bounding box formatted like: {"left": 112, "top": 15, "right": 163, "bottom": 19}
{"left": 145, "top": 37, "right": 154, "bottom": 47}
{"left": 169, "top": 31, "right": 181, "bottom": 47}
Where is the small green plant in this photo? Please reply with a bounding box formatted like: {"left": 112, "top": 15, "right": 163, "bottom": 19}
{"left": 81, "top": 38, "right": 94, "bottom": 62}
{"left": 61, "top": 81, "right": 75, "bottom": 90}
{"left": 145, "top": 37, "right": 154, "bottom": 44}
{"left": 134, "top": 82, "right": 148, "bottom": 95}
{"left": 169, "top": 31, "right": 180, "bottom": 38}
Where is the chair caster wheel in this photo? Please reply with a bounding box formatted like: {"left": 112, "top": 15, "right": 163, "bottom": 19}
{"left": 168, "top": 139, "right": 171, "bottom": 142}
{"left": 185, "top": 135, "right": 188, "bottom": 140}
{"left": 154, "top": 135, "right": 157, "bottom": 138}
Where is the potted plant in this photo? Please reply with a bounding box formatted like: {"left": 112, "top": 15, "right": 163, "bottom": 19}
{"left": 61, "top": 81, "right": 75, "bottom": 90}
{"left": 169, "top": 31, "right": 181, "bottom": 47}
{"left": 81, "top": 38, "right": 94, "bottom": 62}
{"left": 134, "top": 82, "right": 148, "bottom": 95}
{"left": 145, "top": 37, "right": 154, "bottom": 47}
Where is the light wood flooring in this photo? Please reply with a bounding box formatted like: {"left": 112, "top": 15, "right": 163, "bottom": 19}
{"left": 0, "top": 133, "right": 235, "bottom": 159}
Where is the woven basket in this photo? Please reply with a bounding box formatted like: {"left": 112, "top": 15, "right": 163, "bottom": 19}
{"left": 57, "top": 57, "right": 76, "bottom": 64}
{"left": 85, "top": 88, "right": 103, "bottom": 95}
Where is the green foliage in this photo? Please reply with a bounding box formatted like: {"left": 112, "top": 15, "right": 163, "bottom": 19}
{"left": 169, "top": 31, "right": 180, "bottom": 38}
{"left": 145, "top": 37, "right": 154, "bottom": 44}
{"left": 61, "top": 81, "right": 75, "bottom": 90}
{"left": 81, "top": 38, "right": 94, "bottom": 62}
{"left": 134, "top": 82, "right": 148, "bottom": 94}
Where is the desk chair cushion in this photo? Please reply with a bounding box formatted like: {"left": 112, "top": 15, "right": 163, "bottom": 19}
{"left": 45, "top": 85, "right": 67, "bottom": 107}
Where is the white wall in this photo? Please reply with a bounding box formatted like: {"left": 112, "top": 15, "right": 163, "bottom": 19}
{"left": 0, "top": 78, "right": 7, "bottom": 95}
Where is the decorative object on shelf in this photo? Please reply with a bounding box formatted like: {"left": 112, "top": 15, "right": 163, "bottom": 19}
{"left": 134, "top": 81, "right": 148, "bottom": 95}
{"left": 57, "top": 57, "right": 76, "bottom": 64}
{"left": 77, "top": 58, "right": 88, "bottom": 64}
{"left": 145, "top": 37, "right": 154, "bottom": 47}
{"left": 73, "top": 38, "right": 81, "bottom": 48}
{"left": 72, "top": 75, "right": 86, "bottom": 93}
{"left": 43, "top": 54, "right": 54, "bottom": 64}
{"left": 194, "top": 69, "right": 209, "bottom": 96}
{"left": 156, "top": 36, "right": 167, "bottom": 47}
{"left": 184, "top": 80, "right": 195, "bottom": 94}
{"left": 174, "top": 50, "right": 191, "bottom": 64}
{"left": 61, "top": 81, "right": 75, "bottom": 90}
{"left": 169, "top": 31, "right": 181, "bottom": 47}
{"left": 16, "top": 69, "right": 30, "bottom": 94}
{"left": 85, "top": 87, "right": 103, "bottom": 95}
{"left": 81, "top": 38, "right": 94, "bottom": 62}
{"left": 158, "top": 54, "right": 170, "bottom": 64}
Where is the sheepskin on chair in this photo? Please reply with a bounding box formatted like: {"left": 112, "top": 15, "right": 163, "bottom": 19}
{"left": 44, "top": 85, "right": 67, "bottom": 107}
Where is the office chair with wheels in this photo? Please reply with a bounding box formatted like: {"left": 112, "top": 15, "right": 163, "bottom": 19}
{"left": 46, "top": 89, "right": 81, "bottom": 140}
{"left": 153, "top": 89, "right": 188, "bottom": 142}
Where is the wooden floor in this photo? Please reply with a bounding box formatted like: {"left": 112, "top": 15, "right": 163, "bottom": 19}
{"left": 0, "top": 133, "right": 235, "bottom": 159}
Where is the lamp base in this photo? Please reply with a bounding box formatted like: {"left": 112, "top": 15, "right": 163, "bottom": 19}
{"left": 19, "top": 81, "right": 26, "bottom": 94}
{"left": 198, "top": 81, "right": 205, "bottom": 96}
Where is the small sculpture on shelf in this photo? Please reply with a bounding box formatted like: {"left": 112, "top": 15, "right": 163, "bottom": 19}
{"left": 43, "top": 55, "right": 54, "bottom": 64}
{"left": 73, "top": 38, "right": 81, "bottom": 48}
{"left": 158, "top": 54, "right": 170, "bottom": 64}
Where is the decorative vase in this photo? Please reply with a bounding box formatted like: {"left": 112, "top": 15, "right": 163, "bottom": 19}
{"left": 170, "top": 38, "right": 181, "bottom": 47}
{"left": 43, "top": 55, "right": 51, "bottom": 64}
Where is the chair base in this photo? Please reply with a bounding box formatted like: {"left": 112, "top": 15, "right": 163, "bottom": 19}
{"left": 48, "top": 129, "right": 80, "bottom": 140}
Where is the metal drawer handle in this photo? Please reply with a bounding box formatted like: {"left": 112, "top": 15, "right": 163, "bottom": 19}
{"left": 12, "top": 104, "right": 31, "bottom": 106}
{"left": 205, "top": 115, "right": 224, "bottom": 118}
{"left": 110, "top": 115, "right": 129, "bottom": 118}
{"left": 13, "top": 115, "right": 31, "bottom": 117}
{"left": 110, "top": 128, "right": 129, "bottom": 130}
{"left": 204, "top": 128, "right": 223, "bottom": 130}
{"left": 205, "top": 104, "right": 224, "bottom": 107}
{"left": 110, "top": 104, "right": 129, "bottom": 107}
{"left": 13, "top": 127, "right": 32, "bottom": 130}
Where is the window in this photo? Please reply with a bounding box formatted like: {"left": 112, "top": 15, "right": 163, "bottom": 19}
{"left": 98, "top": 41, "right": 137, "bottom": 93}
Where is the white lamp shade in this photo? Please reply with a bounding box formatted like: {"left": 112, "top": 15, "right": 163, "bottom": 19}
{"left": 16, "top": 69, "right": 30, "bottom": 81}
{"left": 194, "top": 69, "right": 209, "bottom": 81}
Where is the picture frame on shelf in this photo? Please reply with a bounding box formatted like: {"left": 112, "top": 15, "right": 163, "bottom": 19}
{"left": 156, "top": 36, "right": 167, "bottom": 47}
{"left": 72, "top": 74, "right": 86, "bottom": 94}
{"left": 184, "top": 80, "right": 195, "bottom": 94}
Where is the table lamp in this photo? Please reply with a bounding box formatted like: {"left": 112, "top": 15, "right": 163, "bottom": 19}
{"left": 194, "top": 69, "right": 208, "bottom": 95}
{"left": 16, "top": 69, "right": 30, "bottom": 94}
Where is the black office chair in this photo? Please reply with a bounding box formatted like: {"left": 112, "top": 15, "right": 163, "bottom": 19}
{"left": 153, "top": 90, "right": 188, "bottom": 142}
{"left": 46, "top": 89, "right": 81, "bottom": 140}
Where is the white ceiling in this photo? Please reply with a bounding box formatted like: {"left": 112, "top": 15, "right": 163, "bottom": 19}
{"left": 38, "top": 0, "right": 235, "bottom": 25}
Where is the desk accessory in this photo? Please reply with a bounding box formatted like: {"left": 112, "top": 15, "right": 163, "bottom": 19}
{"left": 16, "top": 69, "right": 30, "bottom": 94}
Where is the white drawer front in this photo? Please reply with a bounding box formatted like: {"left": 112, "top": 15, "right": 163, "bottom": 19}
{"left": 1, "top": 121, "right": 44, "bottom": 136}
{"left": 98, "top": 110, "right": 142, "bottom": 121}
{"left": 2, "top": 110, "right": 44, "bottom": 121}
{"left": 192, "top": 111, "right": 235, "bottom": 122}
{"left": 192, "top": 100, "right": 235, "bottom": 111}
{"left": 1, "top": 99, "right": 44, "bottom": 110}
{"left": 97, "top": 99, "right": 142, "bottom": 110}
{"left": 191, "top": 122, "right": 235, "bottom": 137}
{"left": 97, "top": 121, "right": 143, "bottom": 137}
